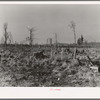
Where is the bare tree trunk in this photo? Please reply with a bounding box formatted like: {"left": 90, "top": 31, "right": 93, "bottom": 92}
{"left": 74, "top": 28, "right": 76, "bottom": 44}
{"left": 4, "top": 23, "right": 8, "bottom": 49}
{"left": 73, "top": 28, "right": 76, "bottom": 59}
{"left": 69, "top": 21, "right": 77, "bottom": 59}
{"left": 29, "top": 31, "right": 33, "bottom": 46}
{"left": 28, "top": 27, "right": 34, "bottom": 46}
{"left": 55, "top": 33, "right": 57, "bottom": 52}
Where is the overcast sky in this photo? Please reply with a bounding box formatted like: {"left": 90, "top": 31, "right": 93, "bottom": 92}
{"left": 0, "top": 4, "right": 100, "bottom": 44}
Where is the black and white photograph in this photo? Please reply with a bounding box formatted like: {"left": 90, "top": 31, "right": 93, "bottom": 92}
{"left": 0, "top": 2, "right": 100, "bottom": 87}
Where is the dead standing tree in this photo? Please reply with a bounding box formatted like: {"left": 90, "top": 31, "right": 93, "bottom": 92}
{"left": 27, "top": 26, "right": 35, "bottom": 46}
{"left": 8, "top": 32, "right": 13, "bottom": 44}
{"left": 4, "top": 23, "right": 9, "bottom": 49}
{"left": 55, "top": 33, "right": 58, "bottom": 51}
{"left": 69, "top": 21, "right": 77, "bottom": 59}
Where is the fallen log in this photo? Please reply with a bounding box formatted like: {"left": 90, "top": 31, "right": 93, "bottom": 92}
{"left": 87, "top": 55, "right": 100, "bottom": 72}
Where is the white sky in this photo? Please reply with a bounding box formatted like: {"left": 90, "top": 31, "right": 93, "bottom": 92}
{"left": 0, "top": 4, "right": 100, "bottom": 44}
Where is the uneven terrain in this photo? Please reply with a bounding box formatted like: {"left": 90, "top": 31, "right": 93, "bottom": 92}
{"left": 0, "top": 46, "right": 100, "bottom": 87}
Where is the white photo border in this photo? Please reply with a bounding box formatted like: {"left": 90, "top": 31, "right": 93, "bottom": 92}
{"left": 0, "top": 1, "right": 100, "bottom": 99}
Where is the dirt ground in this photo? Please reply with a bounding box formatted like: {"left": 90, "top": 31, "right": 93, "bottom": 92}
{"left": 0, "top": 47, "right": 100, "bottom": 87}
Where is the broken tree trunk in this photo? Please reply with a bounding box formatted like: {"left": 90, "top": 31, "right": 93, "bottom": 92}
{"left": 73, "top": 48, "right": 76, "bottom": 59}
{"left": 87, "top": 55, "right": 100, "bottom": 72}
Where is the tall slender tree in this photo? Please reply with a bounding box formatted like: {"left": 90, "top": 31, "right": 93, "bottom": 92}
{"left": 69, "top": 21, "right": 77, "bottom": 59}
{"left": 69, "top": 21, "right": 76, "bottom": 44}
{"left": 27, "top": 26, "right": 35, "bottom": 46}
{"left": 4, "top": 23, "right": 9, "bottom": 48}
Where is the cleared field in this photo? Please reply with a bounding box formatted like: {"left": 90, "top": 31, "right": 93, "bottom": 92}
{"left": 0, "top": 45, "right": 100, "bottom": 87}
